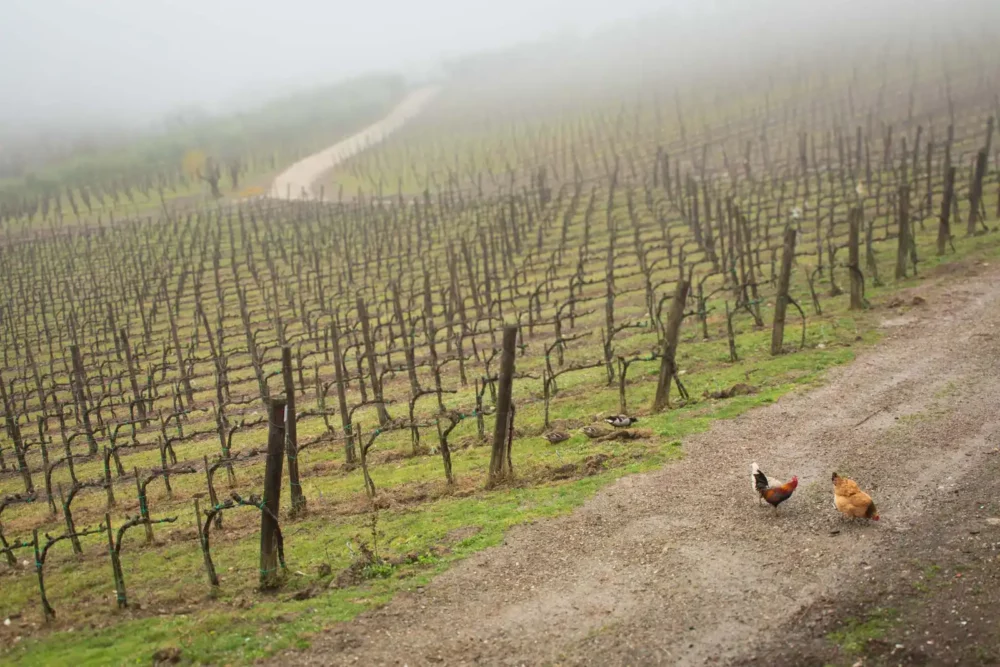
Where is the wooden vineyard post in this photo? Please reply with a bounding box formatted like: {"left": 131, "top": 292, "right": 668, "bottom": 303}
{"left": 653, "top": 279, "right": 690, "bottom": 412}
{"left": 848, "top": 208, "right": 863, "bottom": 310}
{"left": 119, "top": 328, "right": 146, "bottom": 421}
{"left": 330, "top": 320, "right": 355, "bottom": 464}
{"left": 166, "top": 307, "right": 195, "bottom": 406}
{"left": 69, "top": 345, "right": 98, "bottom": 454}
{"left": 260, "top": 398, "right": 286, "bottom": 590}
{"left": 281, "top": 347, "right": 306, "bottom": 515}
{"left": 488, "top": 325, "right": 518, "bottom": 487}
{"left": 392, "top": 283, "right": 421, "bottom": 397}
{"left": 938, "top": 166, "right": 956, "bottom": 255}
{"left": 0, "top": 377, "right": 33, "bottom": 493}
{"left": 771, "top": 226, "right": 799, "bottom": 352}
{"left": 356, "top": 297, "right": 390, "bottom": 426}
{"left": 895, "top": 184, "right": 911, "bottom": 279}
{"left": 967, "top": 149, "right": 988, "bottom": 236}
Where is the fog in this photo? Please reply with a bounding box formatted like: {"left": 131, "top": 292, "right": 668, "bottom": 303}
{"left": 2, "top": 0, "right": 996, "bottom": 141}
{"left": 0, "top": 0, "right": 669, "bottom": 128}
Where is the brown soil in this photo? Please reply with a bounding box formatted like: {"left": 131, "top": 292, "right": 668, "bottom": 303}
{"left": 265, "top": 256, "right": 1000, "bottom": 666}
{"left": 728, "top": 450, "right": 1000, "bottom": 667}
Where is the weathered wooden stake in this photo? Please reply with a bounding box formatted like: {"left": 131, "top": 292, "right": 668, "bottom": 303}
{"left": 895, "top": 185, "right": 911, "bottom": 279}
{"left": 260, "top": 398, "right": 286, "bottom": 589}
{"left": 281, "top": 347, "right": 306, "bottom": 515}
{"left": 848, "top": 208, "right": 864, "bottom": 310}
{"left": 938, "top": 166, "right": 956, "bottom": 255}
{"left": 771, "top": 226, "right": 798, "bottom": 353}
{"left": 119, "top": 328, "right": 146, "bottom": 421}
{"left": 330, "top": 320, "right": 355, "bottom": 463}
{"left": 653, "top": 279, "right": 689, "bottom": 412}
{"left": 967, "top": 149, "right": 988, "bottom": 236}
{"left": 356, "top": 297, "right": 390, "bottom": 426}
{"left": 69, "top": 345, "right": 98, "bottom": 454}
{"left": 488, "top": 326, "right": 518, "bottom": 486}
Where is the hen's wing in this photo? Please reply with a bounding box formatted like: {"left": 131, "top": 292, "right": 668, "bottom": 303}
{"left": 835, "top": 487, "right": 875, "bottom": 517}
{"left": 834, "top": 476, "right": 863, "bottom": 498}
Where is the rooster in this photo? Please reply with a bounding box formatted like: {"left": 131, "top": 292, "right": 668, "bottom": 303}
{"left": 831, "top": 472, "right": 879, "bottom": 520}
{"left": 751, "top": 462, "right": 798, "bottom": 514}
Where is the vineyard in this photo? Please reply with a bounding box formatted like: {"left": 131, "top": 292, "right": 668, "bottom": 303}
{"left": 2, "top": 8, "right": 1000, "bottom": 665}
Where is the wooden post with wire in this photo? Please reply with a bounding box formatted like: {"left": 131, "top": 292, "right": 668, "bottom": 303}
{"left": 653, "top": 279, "right": 690, "bottom": 411}
{"left": 260, "top": 398, "right": 286, "bottom": 589}
{"left": 771, "top": 226, "right": 798, "bottom": 352}
{"left": 848, "top": 208, "right": 863, "bottom": 310}
{"left": 488, "top": 325, "right": 518, "bottom": 486}
{"left": 281, "top": 347, "right": 306, "bottom": 515}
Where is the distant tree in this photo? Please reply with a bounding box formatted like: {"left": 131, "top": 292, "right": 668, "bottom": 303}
{"left": 228, "top": 158, "right": 241, "bottom": 191}
{"left": 182, "top": 149, "right": 222, "bottom": 198}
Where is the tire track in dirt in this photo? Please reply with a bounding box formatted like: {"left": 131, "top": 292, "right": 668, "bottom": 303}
{"left": 271, "top": 257, "right": 1000, "bottom": 666}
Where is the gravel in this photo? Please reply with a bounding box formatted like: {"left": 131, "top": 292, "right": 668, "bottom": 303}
{"left": 266, "top": 258, "right": 1000, "bottom": 666}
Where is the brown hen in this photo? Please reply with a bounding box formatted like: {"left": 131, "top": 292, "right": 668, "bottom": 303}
{"left": 832, "top": 472, "right": 879, "bottom": 520}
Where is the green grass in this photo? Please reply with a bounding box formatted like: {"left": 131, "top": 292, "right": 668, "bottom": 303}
{"left": 1, "top": 324, "right": 865, "bottom": 665}
{"left": 826, "top": 607, "right": 899, "bottom": 655}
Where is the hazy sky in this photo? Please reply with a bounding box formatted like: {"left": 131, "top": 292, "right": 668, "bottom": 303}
{"left": 0, "top": 0, "right": 668, "bottom": 126}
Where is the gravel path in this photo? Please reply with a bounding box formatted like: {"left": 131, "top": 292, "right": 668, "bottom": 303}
{"left": 268, "top": 86, "right": 439, "bottom": 201}
{"left": 270, "top": 256, "right": 1000, "bottom": 666}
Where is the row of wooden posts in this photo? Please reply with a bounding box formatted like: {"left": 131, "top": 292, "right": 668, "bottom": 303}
{"left": 0, "top": 184, "right": 935, "bottom": 620}
{"left": 1, "top": 322, "right": 522, "bottom": 622}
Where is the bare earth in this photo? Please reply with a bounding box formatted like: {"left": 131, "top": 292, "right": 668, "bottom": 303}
{"left": 268, "top": 86, "right": 439, "bottom": 201}
{"left": 270, "top": 255, "right": 1000, "bottom": 666}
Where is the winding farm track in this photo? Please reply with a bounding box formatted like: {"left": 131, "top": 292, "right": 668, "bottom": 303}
{"left": 268, "top": 86, "right": 439, "bottom": 201}
{"left": 268, "top": 254, "right": 1000, "bottom": 666}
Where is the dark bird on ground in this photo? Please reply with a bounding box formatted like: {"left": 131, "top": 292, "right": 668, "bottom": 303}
{"left": 604, "top": 415, "right": 638, "bottom": 428}
{"left": 544, "top": 431, "right": 570, "bottom": 444}
{"left": 581, "top": 425, "right": 607, "bottom": 439}
{"left": 752, "top": 462, "right": 798, "bottom": 514}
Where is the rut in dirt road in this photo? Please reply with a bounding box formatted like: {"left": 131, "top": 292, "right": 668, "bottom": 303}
{"left": 269, "top": 260, "right": 1000, "bottom": 666}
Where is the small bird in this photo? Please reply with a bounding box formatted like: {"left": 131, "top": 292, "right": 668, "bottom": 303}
{"left": 544, "top": 431, "right": 569, "bottom": 444}
{"left": 604, "top": 415, "right": 638, "bottom": 428}
{"left": 831, "top": 472, "right": 879, "bottom": 521}
{"left": 751, "top": 462, "right": 798, "bottom": 514}
{"left": 581, "top": 425, "right": 607, "bottom": 439}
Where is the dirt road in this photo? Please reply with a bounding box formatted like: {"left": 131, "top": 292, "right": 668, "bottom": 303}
{"left": 268, "top": 86, "right": 439, "bottom": 201}
{"left": 272, "top": 255, "right": 1000, "bottom": 666}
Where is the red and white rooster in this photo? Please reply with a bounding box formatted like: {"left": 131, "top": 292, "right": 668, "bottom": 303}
{"left": 751, "top": 462, "right": 798, "bottom": 514}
